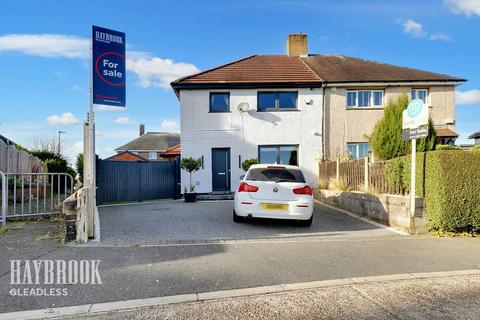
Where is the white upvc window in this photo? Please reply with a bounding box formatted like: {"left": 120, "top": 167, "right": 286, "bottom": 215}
{"left": 411, "top": 89, "right": 428, "bottom": 104}
{"left": 347, "top": 143, "right": 370, "bottom": 160}
{"left": 347, "top": 90, "right": 384, "bottom": 108}
{"left": 148, "top": 152, "right": 157, "bottom": 160}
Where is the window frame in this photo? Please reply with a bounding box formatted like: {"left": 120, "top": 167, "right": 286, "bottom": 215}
{"left": 346, "top": 90, "right": 384, "bottom": 109}
{"left": 257, "top": 91, "right": 298, "bottom": 112}
{"left": 209, "top": 92, "right": 231, "bottom": 113}
{"left": 346, "top": 143, "right": 370, "bottom": 160}
{"left": 411, "top": 88, "right": 428, "bottom": 104}
{"left": 148, "top": 152, "right": 157, "bottom": 160}
{"left": 258, "top": 144, "right": 299, "bottom": 166}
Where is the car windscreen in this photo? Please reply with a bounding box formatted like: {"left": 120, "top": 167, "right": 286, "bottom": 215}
{"left": 246, "top": 168, "right": 305, "bottom": 183}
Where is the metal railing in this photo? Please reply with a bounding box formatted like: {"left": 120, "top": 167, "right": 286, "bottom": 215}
{"left": 0, "top": 172, "right": 74, "bottom": 226}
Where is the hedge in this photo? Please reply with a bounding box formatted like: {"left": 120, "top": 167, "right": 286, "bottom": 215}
{"left": 386, "top": 150, "right": 480, "bottom": 232}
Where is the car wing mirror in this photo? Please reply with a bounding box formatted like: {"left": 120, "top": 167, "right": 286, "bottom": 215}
{"left": 240, "top": 175, "right": 245, "bottom": 180}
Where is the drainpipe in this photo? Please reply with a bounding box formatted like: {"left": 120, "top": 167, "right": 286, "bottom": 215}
{"left": 321, "top": 82, "right": 327, "bottom": 161}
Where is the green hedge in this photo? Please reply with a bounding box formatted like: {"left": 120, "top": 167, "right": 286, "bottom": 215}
{"left": 386, "top": 151, "right": 480, "bottom": 232}
{"left": 435, "top": 144, "right": 462, "bottom": 151}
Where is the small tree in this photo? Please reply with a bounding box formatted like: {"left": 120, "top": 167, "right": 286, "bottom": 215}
{"left": 181, "top": 157, "right": 202, "bottom": 192}
{"left": 242, "top": 158, "right": 259, "bottom": 172}
{"left": 370, "top": 94, "right": 436, "bottom": 160}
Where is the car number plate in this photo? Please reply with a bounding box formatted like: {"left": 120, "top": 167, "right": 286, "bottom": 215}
{"left": 260, "top": 203, "right": 289, "bottom": 210}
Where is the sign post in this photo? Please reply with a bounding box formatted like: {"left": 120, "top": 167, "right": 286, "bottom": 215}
{"left": 402, "top": 99, "right": 428, "bottom": 232}
{"left": 86, "top": 26, "right": 126, "bottom": 238}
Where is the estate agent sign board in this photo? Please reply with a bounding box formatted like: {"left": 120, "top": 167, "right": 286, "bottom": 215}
{"left": 92, "top": 25, "right": 126, "bottom": 107}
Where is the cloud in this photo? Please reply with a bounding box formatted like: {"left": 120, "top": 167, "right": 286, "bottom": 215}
{"left": 402, "top": 19, "right": 452, "bottom": 41}
{"left": 160, "top": 120, "right": 179, "bottom": 130}
{"left": 46, "top": 112, "right": 79, "bottom": 126}
{"left": 0, "top": 34, "right": 89, "bottom": 58}
{"left": 403, "top": 19, "right": 426, "bottom": 38}
{"left": 113, "top": 117, "right": 134, "bottom": 125}
{"left": 445, "top": 0, "right": 480, "bottom": 17}
{"left": 429, "top": 33, "right": 453, "bottom": 41}
{"left": 456, "top": 89, "right": 480, "bottom": 105}
{"left": 126, "top": 57, "right": 199, "bottom": 89}
{"left": 0, "top": 33, "right": 199, "bottom": 90}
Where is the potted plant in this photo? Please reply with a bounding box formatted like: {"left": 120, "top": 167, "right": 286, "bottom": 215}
{"left": 181, "top": 157, "right": 202, "bottom": 202}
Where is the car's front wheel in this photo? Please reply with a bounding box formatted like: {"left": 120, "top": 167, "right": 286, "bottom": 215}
{"left": 233, "top": 210, "right": 243, "bottom": 223}
{"left": 298, "top": 215, "right": 313, "bottom": 227}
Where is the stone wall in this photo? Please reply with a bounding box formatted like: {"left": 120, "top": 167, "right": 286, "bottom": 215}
{"left": 315, "top": 189, "right": 426, "bottom": 234}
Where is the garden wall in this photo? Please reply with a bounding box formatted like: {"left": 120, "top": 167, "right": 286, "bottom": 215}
{"left": 315, "top": 189, "right": 426, "bottom": 234}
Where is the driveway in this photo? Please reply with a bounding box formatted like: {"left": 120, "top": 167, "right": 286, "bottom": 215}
{"left": 96, "top": 200, "right": 401, "bottom": 246}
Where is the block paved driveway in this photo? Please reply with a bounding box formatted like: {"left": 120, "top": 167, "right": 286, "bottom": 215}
{"left": 96, "top": 200, "right": 401, "bottom": 246}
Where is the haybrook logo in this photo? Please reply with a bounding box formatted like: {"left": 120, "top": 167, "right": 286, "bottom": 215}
{"left": 95, "top": 31, "right": 123, "bottom": 44}
{"left": 9, "top": 260, "right": 102, "bottom": 297}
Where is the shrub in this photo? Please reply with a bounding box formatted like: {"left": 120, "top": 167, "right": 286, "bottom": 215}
{"left": 329, "top": 178, "right": 351, "bottom": 192}
{"left": 436, "top": 144, "right": 462, "bottom": 151}
{"left": 181, "top": 157, "right": 202, "bottom": 192}
{"left": 318, "top": 179, "right": 329, "bottom": 190}
{"left": 242, "top": 158, "right": 259, "bottom": 172}
{"left": 471, "top": 145, "right": 480, "bottom": 151}
{"left": 370, "top": 94, "right": 436, "bottom": 160}
{"left": 385, "top": 157, "right": 408, "bottom": 190}
{"left": 386, "top": 151, "right": 480, "bottom": 233}
{"left": 76, "top": 153, "right": 84, "bottom": 184}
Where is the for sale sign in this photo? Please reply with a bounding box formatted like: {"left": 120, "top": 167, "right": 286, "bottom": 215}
{"left": 402, "top": 99, "right": 429, "bottom": 141}
{"left": 92, "top": 26, "right": 126, "bottom": 107}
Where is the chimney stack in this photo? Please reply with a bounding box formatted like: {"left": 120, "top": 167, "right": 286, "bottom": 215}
{"left": 287, "top": 34, "right": 308, "bottom": 57}
{"left": 139, "top": 124, "right": 145, "bottom": 136}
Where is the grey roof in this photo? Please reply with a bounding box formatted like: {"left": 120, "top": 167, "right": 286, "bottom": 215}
{"left": 468, "top": 131, "right": 480, "bottom": 139}
{"left": 116, "top": 132, "right": 180, "bottom": 151}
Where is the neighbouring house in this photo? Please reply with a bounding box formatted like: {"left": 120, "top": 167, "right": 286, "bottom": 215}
{"left": 171, "top": 34, "right": 465, "bottom": 193}
{"left": 112, "top": 124, "right": 180, "bottom": 161}
{"left": 468, "top": 131, "right": 480, "bottom": 145}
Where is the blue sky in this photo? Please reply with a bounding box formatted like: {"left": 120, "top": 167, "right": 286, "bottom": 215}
{"left": 1, "top": 0, "right": 479, "bottom": 161}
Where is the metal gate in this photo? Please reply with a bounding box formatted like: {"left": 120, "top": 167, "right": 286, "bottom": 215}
{"left": 96, "top": 157, "right": 180, "bottom": 205}
{"left": 0, "top": 172, "right": 74, "bottom": 227}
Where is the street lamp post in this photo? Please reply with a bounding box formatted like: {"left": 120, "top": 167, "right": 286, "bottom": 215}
{"left": 58, "top": 130, "right": 66, "bottom": 155}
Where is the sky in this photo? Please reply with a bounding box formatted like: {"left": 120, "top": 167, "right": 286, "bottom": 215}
{"left": 1, "top": 0, "right": 480, "bottom": 163}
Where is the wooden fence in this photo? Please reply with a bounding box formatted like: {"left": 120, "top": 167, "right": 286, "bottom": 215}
{"left": 318, "top": 158, "right": 408, "bottom": 195}
{"left": 0, "top": 139, "right": 45, "bottom": 173}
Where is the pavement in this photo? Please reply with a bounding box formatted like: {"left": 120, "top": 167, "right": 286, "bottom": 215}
{"left": 0, "top": 200, "right": 479, "bottom": 315}
{"left": 70, "top": 274, "right": 480, "bottom": 320}
{"left": 95, "top": 200, "right": 400, "bottom": 245}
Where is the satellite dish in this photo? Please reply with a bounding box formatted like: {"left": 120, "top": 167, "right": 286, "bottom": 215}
{"left": 238, "top": 102, "right": 250, "bottom": 112}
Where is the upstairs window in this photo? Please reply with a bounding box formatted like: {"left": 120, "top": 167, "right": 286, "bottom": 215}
{"left": 210, "top": 92, "right": 230, "bottom": 112}
{"left": 411, "top": 89, "right": 428, "bottom": 104}
{"left": 347, "top": 90, "right": 383, "bottom": 108}
{"left": 258, "top": 91, "right": 298, "bottom": 111}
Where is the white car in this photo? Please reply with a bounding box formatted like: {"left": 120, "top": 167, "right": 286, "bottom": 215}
{"left": 233, "top": 164, "right": 314, "bottom": 227}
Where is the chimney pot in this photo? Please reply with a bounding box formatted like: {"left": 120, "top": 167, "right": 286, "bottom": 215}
{"left": 287, "top": 34, "right": 308, "bottom": 57}
{"left": 139, "top": 124, "right": 145, "bottom": 136}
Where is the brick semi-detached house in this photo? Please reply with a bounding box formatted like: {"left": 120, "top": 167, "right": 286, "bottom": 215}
{"left": 107, "top": 124, "right": 180, "bottom": 161}
{"left": 171, "top": 34, "right": 466, "bottom": 193}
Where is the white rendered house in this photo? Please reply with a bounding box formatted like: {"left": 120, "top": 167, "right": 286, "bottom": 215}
{"left": 171, "top": 34, "right": 464, "bottom": 194}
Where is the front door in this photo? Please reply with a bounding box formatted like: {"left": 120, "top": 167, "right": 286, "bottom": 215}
{"left": 212, "top": 148, "right": 231, "bottom": 192}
